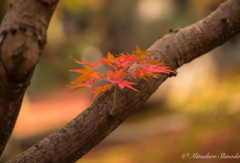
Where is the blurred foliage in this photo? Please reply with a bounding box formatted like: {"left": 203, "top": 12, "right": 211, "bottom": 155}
{"left": 78, "top": 110, "right": 240, "bottom": 163}
{"left": 0, "top": 0, "right": 229, "bottom": 97}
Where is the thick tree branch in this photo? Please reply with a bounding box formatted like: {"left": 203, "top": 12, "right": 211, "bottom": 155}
{"left": 0, "top": 0, "right": 59, "bottom": 156}
{"left": 6, "top": 0, "right": 240, "bottom": 162}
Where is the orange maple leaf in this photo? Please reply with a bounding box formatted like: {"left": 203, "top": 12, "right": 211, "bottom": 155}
{"left": 132, "top": 45, "right": 155, "bottom": 57}
{"left": 69, "top": 56, "right": 98, "bottom": 67}
{"left": 89, "top": 83, "right": 112, "bottom": 99}
{"left": 105, "top": 69, "right": 126, "bottom": 80}
{"left": 100, "top": 52, "right": 119, "bottom": 67}
{"left": 65, "top": 84, "right": 87, "bottom": 94}
{"left": 70, "top": 66, "right": 102, "bottom": 82}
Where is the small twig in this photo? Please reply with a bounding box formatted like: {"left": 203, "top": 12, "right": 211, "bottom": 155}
{"left": 110, "top": 84, "right": 117, "bottom": 115}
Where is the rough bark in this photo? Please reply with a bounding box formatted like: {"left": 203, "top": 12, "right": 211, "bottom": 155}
{"left": 5, "top": 0, "right": 240, "bottom": 162}
{"left": 0, "top": 0, "right": 59, "bottom": 156}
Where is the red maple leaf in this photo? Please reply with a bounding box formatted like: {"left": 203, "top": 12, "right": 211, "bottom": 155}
{"left": 145, "top": 64, "right": 173, "bottom": 73}
{"left": 108, "top": 77, "right": 138, "bottom": 91}
{"left": 112, "top": 57, "right": 132, "bottom": 69}
{"left": 117, "top": 52, "right": 139, "bottom": 62}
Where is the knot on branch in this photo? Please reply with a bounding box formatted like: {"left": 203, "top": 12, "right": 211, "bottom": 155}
{"left": 0, "top": 28, "right": 40, "bottom": 83}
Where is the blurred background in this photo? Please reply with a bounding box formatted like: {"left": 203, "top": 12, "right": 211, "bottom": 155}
{"left": 1, "top": 0, "right": 240, "bottom": 162}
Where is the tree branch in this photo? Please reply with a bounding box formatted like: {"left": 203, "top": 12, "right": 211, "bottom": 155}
{"left": 5, "top": 0, "right": 240, "bottom": 162}
{"left": 0, "top": 0, "right": 59, "bottom": 156}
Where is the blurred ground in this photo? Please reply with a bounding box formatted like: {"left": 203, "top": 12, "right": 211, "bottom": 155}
{"left": 1, "top": 0, "right": 240, "bottom": 162}
{"left": 13, "top": 90, "right": 92, "bottom": 139}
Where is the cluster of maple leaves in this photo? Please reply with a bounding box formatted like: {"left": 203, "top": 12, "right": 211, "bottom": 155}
{"left": 67, "top": 46, "right": 174, "bottom": 99}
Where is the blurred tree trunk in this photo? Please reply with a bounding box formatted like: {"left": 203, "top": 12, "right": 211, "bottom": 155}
{"left": 1, "top": 0, "right": 240, "bottom": 162}
{"left": 0, "top": 0, "right": 59, "bottom": 157}
{"left": 0, "top": 0, "right": 8, "bottom": 21}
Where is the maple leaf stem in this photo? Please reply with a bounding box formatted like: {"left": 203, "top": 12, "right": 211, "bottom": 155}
{"left": 92, "top": 67, "right": 105, "bottom": 75}
{"left": 110, "top": 84, "right": 117, "bottom": 115}
{"left": 103, "top": 65, "right": 106, "bottom": 74}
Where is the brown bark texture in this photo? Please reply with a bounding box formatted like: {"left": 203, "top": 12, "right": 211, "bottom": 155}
{"left": 2, "top": 0, "right": 240, "bottom": 162}
{"left": 0, "top": 0, "right": 59, "bottom": 157}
